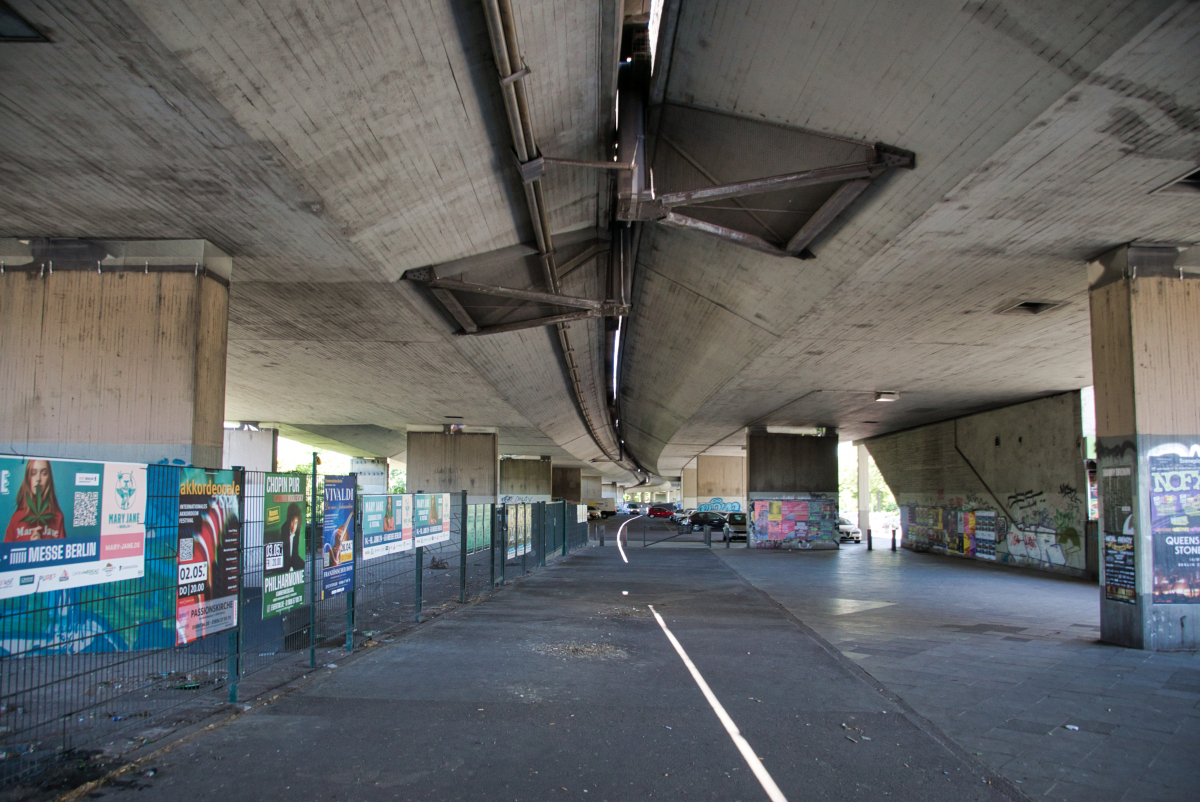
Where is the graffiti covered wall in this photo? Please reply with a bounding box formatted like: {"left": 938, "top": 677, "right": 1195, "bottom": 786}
{"left": 867, "top": 392, "right": 1089, "bottom": 576}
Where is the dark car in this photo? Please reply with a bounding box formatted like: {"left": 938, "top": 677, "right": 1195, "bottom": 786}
{"left": 723, "top": 512, "right": 748, "bottom": 540}
{"left": 648, "top": 506, "right": 673, "bottom": 518}
{"left": 688, "top": 511, "right": 727, "bottom": 535}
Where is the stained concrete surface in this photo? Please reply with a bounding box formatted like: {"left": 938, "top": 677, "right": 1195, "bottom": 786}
{"left": 714, "top": 544, "right": 1200, "bottom": 802}
{"left": 96, "top": 538, "right": 1008, "bottom": 801}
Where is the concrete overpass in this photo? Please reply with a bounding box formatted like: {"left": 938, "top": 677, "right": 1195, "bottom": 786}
{"left": 2, "top": 0, "right": 1199, "bottom": 649}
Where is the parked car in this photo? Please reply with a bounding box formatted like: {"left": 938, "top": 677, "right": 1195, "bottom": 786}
{"left": 723, "top": 512, "right": 748, "bottom": 541}
{"left": 838, "top": 517, "right": 862, "bottom": 543}
{"left": 671, "top": 508, "right": 695, "bottom": 524}
{"left": 591, "top": 499, "right": 616, "bottom": 518}
{"left": 688, "top": 511, "right": 727, "bottom": 535}
{"left": 648, "top": 506, "right": 673, "bottom": 518}
{"left": 627, "top": 502, "right": 643, "bottom": 514}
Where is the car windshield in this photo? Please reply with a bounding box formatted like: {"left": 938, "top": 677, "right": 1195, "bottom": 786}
{"left": 728, "top": 513, "right": 746, "bottom": 523}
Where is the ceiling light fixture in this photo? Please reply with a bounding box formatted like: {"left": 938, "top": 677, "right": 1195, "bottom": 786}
{"left": 875, "top": 391, "right": 899, "bottom": 402}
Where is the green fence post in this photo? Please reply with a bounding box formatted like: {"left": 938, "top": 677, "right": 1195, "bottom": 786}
{"left": 500, "top": 506, "right": 508, "bottom": 586}
{"left": 229, "top": 467, "right": 245, "bottom": 703}
{"left": 522, "top": 505, "right": 529, "bottom": 575}
{"left": 414, "top": 545, "right": 424, "bottom": 622}
{"left": 345, "top": 474, "right": 357, "bottom": 653}
{"left": 540, "top": 503, "right": 548, "bottom": 568}
{"left": 489, "top": 504, "right": 496, "bottom": 587}
{"left": 309, "top": 454, "right": 318, "bottom": 669}
{"left": 459, "top": 490, "right": 468, "bottom": 603}
{"left": 563, "top": 502, "right": 569, "bottom": 557}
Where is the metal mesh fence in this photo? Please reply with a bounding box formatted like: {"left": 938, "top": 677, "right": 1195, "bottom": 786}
{"left": 0, "top": 469, "right": 588, "bottom": 787}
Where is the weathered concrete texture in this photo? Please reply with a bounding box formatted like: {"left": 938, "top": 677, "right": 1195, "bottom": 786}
{"left": 499, "top": 457, "right": 552, "bottom": 502}
{"left": 717, "top": 546, "right": 1200, "bottom": 802}
{"left": 627, "top": 1, "right": 1197, "bottom": 476}
{"left": 748, "top": 433, "right": 838, "bottom": 495}
{"left": 551, "top": 465, "right": 581, "bottom": 502}
{"left": 696, "top": 454, "right": 745, "bottom": 512}
{"left": 1090, "top": 266, "right": 1200, "bottom": 651}
{"left": 94, "top": 546, "right": 1009, "bottom": 801}
{"left": 0, "top": 270, "right": 228, "bottom": 468}
{"left": 406, "top": 431, "right": 497, "bottom": 505}
{"left": 866, "top": 392, "right": 1089, "bottom": 576}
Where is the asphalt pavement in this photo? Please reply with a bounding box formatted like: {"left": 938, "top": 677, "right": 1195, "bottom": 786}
{"left": 95, "top": 524, "right": 1010, "bottom": 801}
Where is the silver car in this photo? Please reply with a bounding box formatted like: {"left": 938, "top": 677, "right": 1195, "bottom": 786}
{"left": 723, "top": 512, "right": 748, "bottom": 540}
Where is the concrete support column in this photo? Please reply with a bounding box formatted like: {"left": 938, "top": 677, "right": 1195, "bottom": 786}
{"left": 223, "top": 427, "right": 278, "bottom": 472}
{"left": 0, "top": 238, "right": 231, "bottom": 467}
{"left": 406, "top": 431, "right": 498, "bottom": 505}
{"left": 1090, "top": 244, "right": 1200, "bottom": 650}
{"left": 747, "top": 432, "right": 838, "bottom": 497}
{"left": 499, "top": 456, "right": 551, "bottom": 503}
{"left": 580, "top": 474, "right": 601, "bottom": 503}
{"left": 696, "top": 455, "right": 746, "bottom": 513}
{"left": 858, "top": 443, "right": 871, "bottom": 548}
{"left": 747, "top": 431, "right": 839, "bottom": 549}
{"left": 681, "top": 464, "right": 698, "bottom": 509}
{"left": 552, "top": 466, "right": 582, "bottom": 502}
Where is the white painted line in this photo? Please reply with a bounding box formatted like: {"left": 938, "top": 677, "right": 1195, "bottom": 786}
{"left": 615, "top": 514, "right": 642, "bottom": 564}
{"left": 647, "top": 604, "right": 788, "bottom": 802}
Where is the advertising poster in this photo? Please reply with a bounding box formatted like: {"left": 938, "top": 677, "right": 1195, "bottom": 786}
{"left": 0, "top": 456, "right": 147, "bottom": 599}
{"left": 1102, "top": 466, "right": 1136, "bottom": 604}
{"left": 506, "top": 503, "right": 530, "bottom": 559}
{"left": 263, "top": 473, "right": 307, "bottom": 618}
{"left": 413, "top": 492, "right": 452, "bottom": 548}
{"left": 974, "top": 510, "right": 998, "bottom": 560}
{"left": 322, "top": 476, "right": 355, "bottom": 598}
{"left": 1149, "top": 453, "right": 1200, "bottom": 603}
{"left": 176, "top": 469, "right": 240, "bottom": 645}
{"left": 362, "top": 494, "right": 413, "bottom": 560}
{"left": 751, "top": 498, "right": 837, "bottom": 547}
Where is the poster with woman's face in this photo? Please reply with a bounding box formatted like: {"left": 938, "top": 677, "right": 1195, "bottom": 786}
{"left": 0, "top": 456, "right": 146, "bottom": 599}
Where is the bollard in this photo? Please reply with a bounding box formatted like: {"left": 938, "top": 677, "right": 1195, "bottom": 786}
{"left": 726, "top": 527, "right": 730, "bottom": 549}
{"left": 600, "top": 521, "right": 605, "bottom": 547}
{"left": 704, "top": 524, "right": 711, "bottom": 548}
{"left": 643, "top": 523, "right": 647, "bottom": 547}
{"left": 891, "top": 528, "right": 897, "bottom": 552}
{"left": 867, "top": 527, "right": 873, "bottom": 551}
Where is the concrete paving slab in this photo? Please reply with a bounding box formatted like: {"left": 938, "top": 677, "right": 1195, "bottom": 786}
{"left": 715, "top": 546, "right": 1200, "bottom": 802}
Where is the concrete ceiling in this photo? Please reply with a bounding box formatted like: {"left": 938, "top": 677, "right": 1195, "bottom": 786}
{"left": 622, "top": 0, "right": 1200, "bottom": 476}
{"left": 2, "top": 0, "right": 1197, "bottom": 485}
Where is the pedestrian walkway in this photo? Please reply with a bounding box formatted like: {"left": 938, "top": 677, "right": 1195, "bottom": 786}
{"left": 716, "top": 546, "right": 1200, "bottom": 801}
{"left": 94, "top": 544, "right": 1009, "bottom": 801}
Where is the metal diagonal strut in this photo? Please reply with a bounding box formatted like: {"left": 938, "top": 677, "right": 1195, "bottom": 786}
{"left": 456, "top": 304, "right": 628, "bottom": 336}
{"left": 660, "top": 212, "right": 808, "bottom": 259}
{"left": 426, "top": 277, "right": 605, "bottom": 310}
{"left": 652, "top": 145, "right": 915, "bottom": 212}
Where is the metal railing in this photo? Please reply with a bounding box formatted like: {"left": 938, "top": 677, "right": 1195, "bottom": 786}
{"left": 0, "top": 465, "right": 588, "bottom": 787}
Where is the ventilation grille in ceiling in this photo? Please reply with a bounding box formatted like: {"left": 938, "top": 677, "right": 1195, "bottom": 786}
{"left": 997, "top": 301, "right": 1062, "bottom": 315}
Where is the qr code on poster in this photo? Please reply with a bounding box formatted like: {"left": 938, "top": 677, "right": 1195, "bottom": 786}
{"left": 179, "top": 537, "right": 194, "bottom": 562}
{"left": 73, "top": 491, "right": 99, "bottom": 527}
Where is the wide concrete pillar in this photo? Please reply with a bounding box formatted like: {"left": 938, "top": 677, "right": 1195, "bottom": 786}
{"left": 857, "top": 443, "right": 871, "bottom": 546}
{"left": 580, "top": 474, "right": 601, "bottom": 502}
{"left": 681, "top": 465, "right": 698, "bottom": 509}
{"left": 406, "top": 431, "right": 497, "bottom": 504}
{"left": 1090, "top": 244, "right": 1200, "bottom": 650}
{"left": 747, "top": 432, "right": 840, "bottom": 549}
{"left": 0, "top": 238, "right": 230, "bottom": 467}
{"left": 747, "top": 432, "right": 838, "bottom": 497}
{"left": 223, "top": 427, "right": 278, "bottom": 472}
{"left": 499, "top": 456, "right": 551, "bottom": 503}
{"left": 552, "top": 466, "right": 582, "bottom": 502}
{"left": 696, "top": 455, "right": 746, "bottom": 513}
